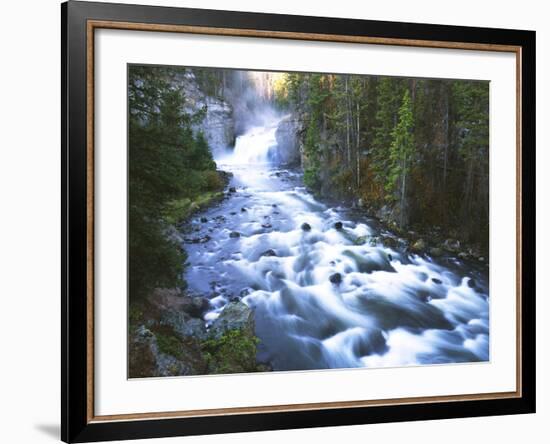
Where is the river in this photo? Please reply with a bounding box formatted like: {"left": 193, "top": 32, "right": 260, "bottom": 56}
{"left": 183, "top": 116, "right": 489, "bottom": 372}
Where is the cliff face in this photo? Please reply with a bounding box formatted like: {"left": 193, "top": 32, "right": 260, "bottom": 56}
{"left": 274, "top": 115, "right": 302, "bottom": 166}
{"left": 173, "top": 70, "right": 235, "bottom": 156}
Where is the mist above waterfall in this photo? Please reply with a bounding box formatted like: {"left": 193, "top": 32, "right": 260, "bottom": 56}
{"left": 211, "top": 70, "right": 288, "bottom": 164}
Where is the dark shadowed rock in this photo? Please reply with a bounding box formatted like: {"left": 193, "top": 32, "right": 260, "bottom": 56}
{"left": 229, "top": 231, "right": 241, "bottom": 238}
{"left": 239, "top": 288, "right": 252, "bottom": 297}
{"left": 261, "top": 249, "right": 277, "bottom": 257}
{"left": 186, "top": 297, "right": 210, "bottom": 318}
{"left": 241, "top": 207, "right": 247, "bottom": 212}
{"left": 334, "top": 221, "right": 343, "bottom": 230}
{"left": 443, "top": 238, "right": 461, "bottom": 252}
{"left": 301, "top": 222, "right": 311, "bottom": 231}
{"left": 158, "top": 308, "right": 208, "bottom": 340}
{"left": 261, "top": 223, "right": 272, "bottom": 229}
{"left": 432, "top": 278, "right": 443, "bottom": 285}
{"left": 200, "top": 217, "right": 208, "bottom": 223}
{"left": 228, "top": 187, "right": 236, "bottom": 193}
{"left": 429, "top": 247, "right": 444, "bottom": 257}
{"left": 381, "top": 236, "right": 400, "bottom": 249}
{"left": 329, "top": 273, "right": 343, "bottom": 285}
{"left": 341, "top": 250, "right": 396, "bottom": 274}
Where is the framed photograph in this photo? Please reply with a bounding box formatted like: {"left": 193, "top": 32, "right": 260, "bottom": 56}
{"left": 62, "top": 1, "right": 535, "bottom": 442}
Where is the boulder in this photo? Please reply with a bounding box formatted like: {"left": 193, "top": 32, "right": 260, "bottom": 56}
{"left": 158, "top": 308, "right": 208, "bottom": 340}
{"left": 411, "top": 239, "right": 427, "bottom": 252}
{"left": 301, "top": 222, "right": 312, "bottom": 232}
{"left": 209, "top": 301, "right": 255, "bottom": 339}
{"left": 443, "top": 238, "right": 461, "bottom": 252}
{"left": 342, "top": 249, "right": 395, "bottom": 274}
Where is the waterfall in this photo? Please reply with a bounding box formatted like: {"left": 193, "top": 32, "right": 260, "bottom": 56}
{"left": 231, "top": 123, "right": 279, "bottom": 164}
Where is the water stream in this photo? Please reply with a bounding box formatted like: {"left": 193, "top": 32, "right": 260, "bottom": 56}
{"left": 183, "top": 116, "right": 489, "bottom": 371}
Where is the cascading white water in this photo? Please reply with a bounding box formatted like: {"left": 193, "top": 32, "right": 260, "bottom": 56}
{"left": 227, "top": 122, "right": 279, "bottom": 165}
{"left": 185, "top": 116, "right": 490, "bottom": 372}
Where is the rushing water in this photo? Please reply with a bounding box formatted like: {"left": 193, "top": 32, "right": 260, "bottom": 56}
{"left": 184, "top": 116, "right": 489, "bottom": 372}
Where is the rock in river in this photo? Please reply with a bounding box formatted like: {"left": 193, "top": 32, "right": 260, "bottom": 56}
{"left": 209, "top": 301, "right": 255, "bottom": 339}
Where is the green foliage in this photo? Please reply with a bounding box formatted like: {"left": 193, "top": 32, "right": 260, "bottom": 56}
{"left": 371, "top": 78, "right": 407, "bottom": 184}
{"left": 303, "top": 165, "right": 321, "bottom": 189}
{"left": 386, "top": 89, "right": 415, "bottom": 199}
{"left": 155, "top": 329, "right": 184, "bottom": 360}
{"left": 452, "top": 82, "right": 489, "bottom": 162}
{"left": 163, "top": 191, "right": 224, "bottom": 225}
{"left": 201, "top": 329, "right": 260, "bottom": 374}
{"left": 128, "top": 65, "right": 219, "bottom": 300}
{"left": 285, "top": 71, "right": 489, "bottom": 251}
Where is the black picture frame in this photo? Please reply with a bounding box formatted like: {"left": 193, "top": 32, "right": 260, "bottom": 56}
{"left": 62, "top": 1, "right": 536, "bottom": 442}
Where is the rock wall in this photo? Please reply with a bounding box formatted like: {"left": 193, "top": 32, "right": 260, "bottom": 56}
{"left": 274, "top": 115, "right": 302, "bottom": 166}
{"left": 173, "top": 70, "right": 235, "bottom": 156}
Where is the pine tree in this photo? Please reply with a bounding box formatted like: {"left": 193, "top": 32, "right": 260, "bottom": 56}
{"left": 387, "top": 89, "right": 415, "bottom": 227}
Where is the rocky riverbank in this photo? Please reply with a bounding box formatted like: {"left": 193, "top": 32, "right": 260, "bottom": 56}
{"left": 350, "top": 202, "right": 488, "bottom": 267}
{"left": 129, "top": 288, "right": 265, "bottom": 378}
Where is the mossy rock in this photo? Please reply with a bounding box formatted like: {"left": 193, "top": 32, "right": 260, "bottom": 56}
{"left": 201, "top": 328, "right": 260, "bottom": 374}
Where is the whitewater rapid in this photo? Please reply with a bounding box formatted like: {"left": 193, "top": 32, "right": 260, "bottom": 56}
{"left": 183, "top": 117, "right": 490, "bottom": 371}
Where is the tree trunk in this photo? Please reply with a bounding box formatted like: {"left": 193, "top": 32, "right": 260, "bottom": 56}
{"left": 345, "top": 76, "right": 351, "bottom": 166}
{"left": 400, "top": 154, "right": 407, "bottom": 229}
{"left": 356, "top": 101, "right": 361, "bottom": 189}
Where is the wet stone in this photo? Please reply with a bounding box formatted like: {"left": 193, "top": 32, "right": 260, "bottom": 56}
{"left": 329, "top": 273, "right": 343, "bottom": 285}
{"left": 301, "top": 223, "right": 312, "bottom": 232}
{"left": 239, "top": 288, "right": 252, "bottom": 297}
{"left": 229, "top": 231, "right": 241, "bottom": 238}
{"left": 432, "top": 278, "right": 443, "bottom": 285}
{"left": 334, "top": 221, "right": 343, "bottom": 230}
{"left": 261, "top": 249, "right": 277, "bottom": 257}
{"left": 241, "top": 207, "right": 247, "bottom": 212}
{"left": 228, "top": 187, "right": 237, "bottom": 193}
{"left": 200, "top": 217, "right": 208, "bottom": 223}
